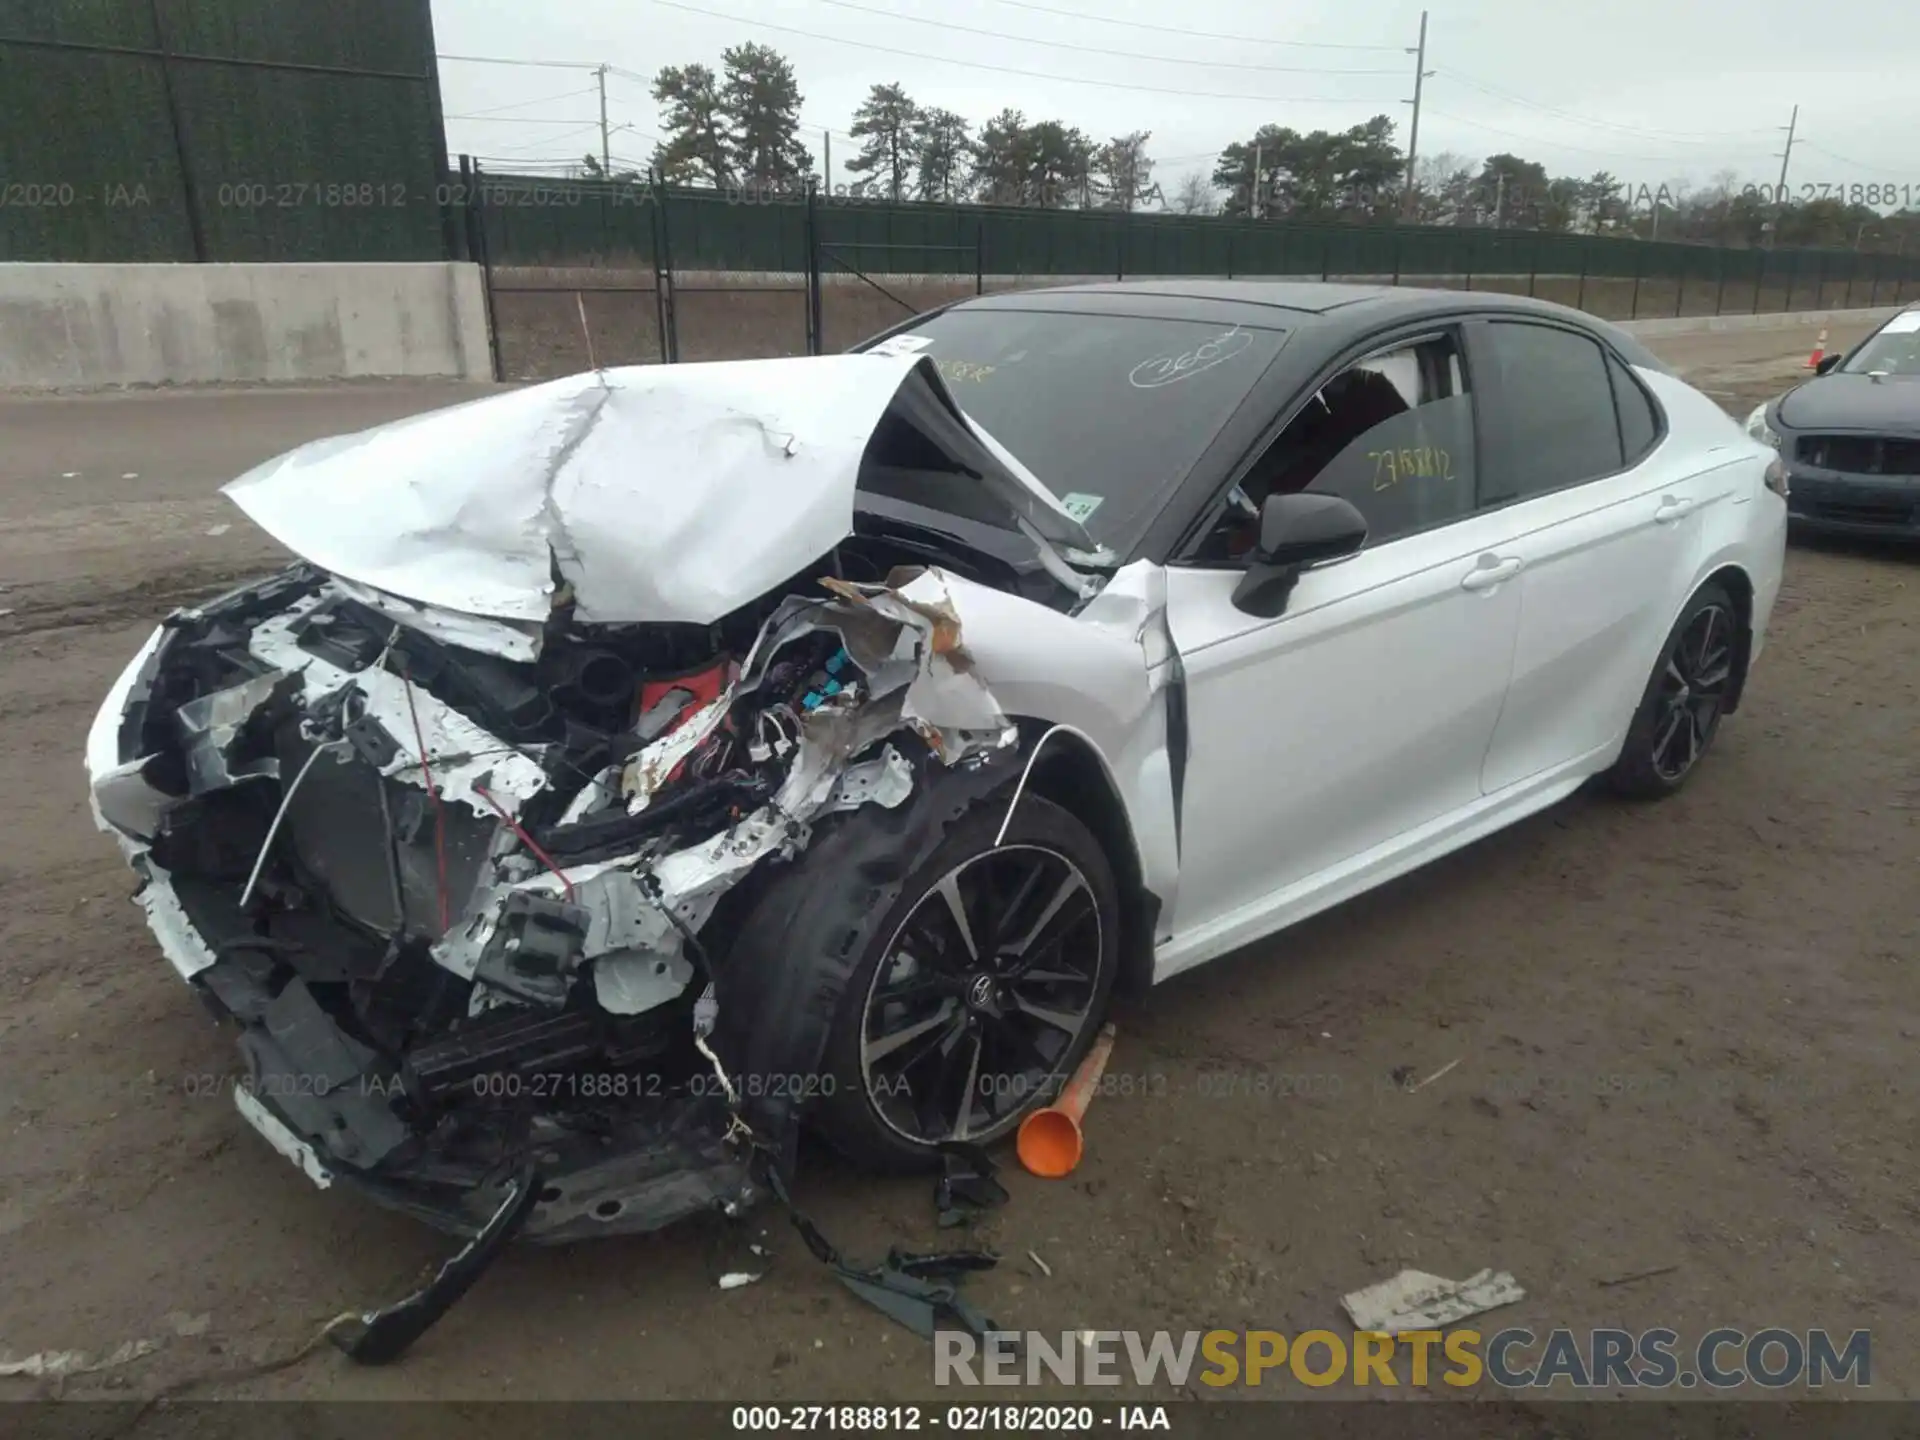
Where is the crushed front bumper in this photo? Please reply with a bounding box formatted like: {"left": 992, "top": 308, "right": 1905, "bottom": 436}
{"left": 84, "top": 585, "right": 758, "bottom": 1244}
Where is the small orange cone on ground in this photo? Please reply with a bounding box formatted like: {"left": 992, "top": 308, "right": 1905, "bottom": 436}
{"left": 1805, "top": 328, "right": 1830, "bottom": 368}
{"left": 1017, "top": 1022, "right": 1118, "bottom": 1178}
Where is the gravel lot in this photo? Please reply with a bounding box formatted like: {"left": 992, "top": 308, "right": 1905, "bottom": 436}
{"left": 1, "top": 318, "right": 1913, "bottom": 1411}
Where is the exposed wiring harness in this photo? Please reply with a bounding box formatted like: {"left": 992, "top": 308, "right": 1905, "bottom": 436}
{"left": 472, "top": 782, "right": 577, "bottom": 903}
{"left": 398, "top": 668, "right": 453, "bottom": 931}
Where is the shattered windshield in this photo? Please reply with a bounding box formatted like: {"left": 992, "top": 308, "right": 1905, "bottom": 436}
{"left": 869, "top": 307, "right": 1289, "bottom": 549}
{"left": 1840, "top": 311, "right": 1920, "bottom": 377}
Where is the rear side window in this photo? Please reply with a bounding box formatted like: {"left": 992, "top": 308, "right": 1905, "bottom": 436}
{"left": 1482, "top": 322, "right": 1625, "bottom": 503}
{"left": 1608, "top": 354, "right": 1661, "bottom": 464}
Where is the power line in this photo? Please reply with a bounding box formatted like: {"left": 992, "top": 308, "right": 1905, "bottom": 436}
{"left": 1798, "top": 141, "right": 1908, "bottom": 181}
{"left": 643, "top": 0, "right": 1397, "bottom": 102}
{"left": 437, "top": 52, "right": 601, "bottom": 71}
{"left": 975, "top": 0, "right": 1401, "bottom": 49}
{"left": 479, "top": 122, "right": 610, "bottom": 156}
{"left": 1436, "top": 70, "right": 1776, "bottom": 145}
{"left": 444, "top": 85, "right": 600, "bottom": 117}
{"left": 445, "top": 114, "right": 606, "bottom": 125}
{"left": 786, "top": 0, "right": 1404, "bottom": 74}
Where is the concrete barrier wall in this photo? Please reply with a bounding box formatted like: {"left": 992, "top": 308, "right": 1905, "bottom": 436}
{"left": 0, "top": 263, "right": 493, "bottom": 390}
{"left": 1615, "top": 304, "right": 1903, "bottom": 337}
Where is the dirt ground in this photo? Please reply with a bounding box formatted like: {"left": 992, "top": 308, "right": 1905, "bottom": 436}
{"left": 1, "top": 319, "right": 1915, "bottom": 1412}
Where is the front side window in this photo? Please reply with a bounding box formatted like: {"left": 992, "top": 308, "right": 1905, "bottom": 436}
{"left": 1192, "top": 332, "right": 1476, "bottom": 563}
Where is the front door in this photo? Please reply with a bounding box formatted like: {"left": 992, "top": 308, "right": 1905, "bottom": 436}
{"left": 1162, "top": 326, "right": 1523, "bottom": 954}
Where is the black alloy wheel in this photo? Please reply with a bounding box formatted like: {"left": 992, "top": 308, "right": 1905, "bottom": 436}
{"left": 1607, "top": 580, "right": 1741, "bottom": 798}
{"left": 858, "top": 842, "right": 1105, "bottom": 1147}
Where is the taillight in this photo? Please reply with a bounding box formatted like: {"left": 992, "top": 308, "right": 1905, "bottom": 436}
{"left": 1764, "top": 456, "right": 1789, "bottom": 498}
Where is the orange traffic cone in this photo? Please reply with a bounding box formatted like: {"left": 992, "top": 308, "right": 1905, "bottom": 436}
{"left": 1805, "top": 328, "right": 1829, "bottom": 368}
{"left": 1016, "top": 1023, "right": 1117, "bottom": 1178}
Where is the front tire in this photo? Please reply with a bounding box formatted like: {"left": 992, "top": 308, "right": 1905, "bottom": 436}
{"left": 811, "top": 793, "right": 1121, "bottom": 1172}
{"left": 1605, "top": 581, "right": 1739, "bottom": 799}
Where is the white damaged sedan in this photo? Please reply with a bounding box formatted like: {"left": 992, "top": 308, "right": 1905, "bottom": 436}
{"left": 86, "top": 282, "right": 1786, "bottom": 1254}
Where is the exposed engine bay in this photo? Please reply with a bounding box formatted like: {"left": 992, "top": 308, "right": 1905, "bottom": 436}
{"left": 90, "top": 558, "right": 1022, "bottom": 1242}
{"left": 83, "top": 353, "right": 1120, "bottom": 1247}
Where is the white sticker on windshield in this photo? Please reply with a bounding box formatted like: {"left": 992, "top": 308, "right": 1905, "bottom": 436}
{"left": 867, "top": 334, "right": 934, "bottom": 356}
{"left": 1059, "top": 492, "right": 1104, "bottom": 523}
{"left": 1882, "top": 310, "right": 1920, "bottom": 334}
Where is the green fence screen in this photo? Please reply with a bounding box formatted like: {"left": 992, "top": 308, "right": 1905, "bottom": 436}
{"left": 0, "top": 0, "right": 452, "bottom": 261}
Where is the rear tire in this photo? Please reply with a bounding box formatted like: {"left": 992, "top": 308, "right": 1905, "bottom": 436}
{"left": 1605, "top": 581, "right": 1739, "bottom": 800}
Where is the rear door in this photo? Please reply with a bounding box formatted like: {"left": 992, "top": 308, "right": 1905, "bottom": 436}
{"left": 1470, "top": 319, "right": 1709, "bottom": 793}
{"left": 1162, "top": 324, "right": 1525, "bottom": 942}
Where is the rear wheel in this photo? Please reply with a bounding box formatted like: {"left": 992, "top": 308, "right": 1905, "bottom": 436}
{"left": 1605, "top": 581, "right": 1739, "bottom": 799}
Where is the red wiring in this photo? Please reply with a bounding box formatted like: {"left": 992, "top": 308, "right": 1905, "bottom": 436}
{"left": 399, "top": 671, "right": 454, "bottom": 931}
{"left": 473, "top": 783, "right": 578, "bottom": 903}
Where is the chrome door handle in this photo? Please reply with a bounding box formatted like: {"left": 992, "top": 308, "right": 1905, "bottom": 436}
{"left": 1654, "top": 497, "right": 1697, "bottom": 524}
{"left": 1461, "top": 556, "right": 1523, "bottom": 591}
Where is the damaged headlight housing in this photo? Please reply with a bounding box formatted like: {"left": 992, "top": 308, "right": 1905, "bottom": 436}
{"left": 1745, "top": 403, "right": 1782, "bottom": 451}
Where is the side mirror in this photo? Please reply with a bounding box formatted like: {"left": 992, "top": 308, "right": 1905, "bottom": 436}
{"left": 1230, "top": 493, "right": 1367, "bottom": 618}
{"left": 1815, "top": 354, "right": 1841, "bottom": 375}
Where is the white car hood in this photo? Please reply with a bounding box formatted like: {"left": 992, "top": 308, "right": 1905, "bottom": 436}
{"left": 223, "top": 353, "right": 1099, "bottom": 627}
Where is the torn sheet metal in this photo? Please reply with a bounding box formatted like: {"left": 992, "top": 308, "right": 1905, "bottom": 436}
{"left": 1341, "top": 1268, "right": 1526, "bottom": 1333}
{"left": 249, "top": 597, "right": 549, "bottom": 817}
{"left": 221, "top": 356, "right": 1100, "bottom": 629}
{"left": 816, "top": 573, "right": 1017, "bottom": 761}
{"left": 234, "top": 1084, "right": 335, "bottom": 1189}
{"left": 331, "top": 576, "right": 544, "bottom": 664}
{"left": 135, "top": 859, "right": 223, "bottom": 981}
{"left": 90, "top": 756, "right": 177, "bottom": 843}
{"left": 174, "top": 670, "right": 292, "bottom": 793}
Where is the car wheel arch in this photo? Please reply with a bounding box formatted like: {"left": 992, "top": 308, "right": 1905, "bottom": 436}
{"left": 1003, "top": 719, "right": 1161, "bottom": 999}
{"left": 1690, "top": 562, "right": 1755, "bottom": 715}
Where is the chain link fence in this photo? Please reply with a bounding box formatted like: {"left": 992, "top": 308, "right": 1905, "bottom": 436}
{"left": 462, "top": 172, "right": 1920, "bottom": 381}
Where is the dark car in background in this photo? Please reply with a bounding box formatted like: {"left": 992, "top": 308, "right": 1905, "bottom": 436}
{"left": 1747, "top": 307, "right": 1920, "bottom": 537}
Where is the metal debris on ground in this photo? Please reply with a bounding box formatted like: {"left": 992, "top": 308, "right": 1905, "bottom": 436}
{"left": 0, "top": 1339, "right": 160, "bottom": 1378}
{"left": 1410, "top": 1058, "right": 1462, "bottom": 1092}
{"left": 1341, "top": 1268, "right": 1525, "bottom": 1333}
{"left": 1026, "top": 1249, "right": 1053, "bottom": 1278}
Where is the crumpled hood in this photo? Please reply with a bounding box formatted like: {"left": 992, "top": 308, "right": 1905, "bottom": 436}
{"left": 223, "top": 353, "right": 1099, "bottom": 627}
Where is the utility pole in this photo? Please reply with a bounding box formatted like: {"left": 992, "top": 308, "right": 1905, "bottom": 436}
{"left": 1494, "top": 170, "right": 1506, "bottom": 229}
{"left": 823, "top": 130, "right": 833, "bottom": 196}
{"left": 591, "top": 65, "right": 606, "bottom": 176}
{"left": 1401, "top": 10, "right": 1431, "bottom": 217}
{"left": 1769, "top": 104, "right": 1797, "bottom": 249}
{"left": 1252, "top": 141, "right": 1263, "bottom": 219}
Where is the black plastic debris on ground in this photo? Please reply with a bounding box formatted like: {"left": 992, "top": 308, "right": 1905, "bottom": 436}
{"left": 765, "top": 1158, "right": 1010, "bottom": 1345}
{"left": 329, "top": 1158, "right": 541, "bottom": 1365}
{"left": 934, "top": 1141, "right": 1010, "bottom": 1229}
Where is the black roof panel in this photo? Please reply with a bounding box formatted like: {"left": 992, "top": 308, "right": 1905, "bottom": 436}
{"left": 947, "top": 279, "right": 1672, "bottom": 371}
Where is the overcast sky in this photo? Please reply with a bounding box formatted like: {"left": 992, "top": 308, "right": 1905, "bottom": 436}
{"left": 431, "top": 0, "right": 1917, "bottom": 203}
